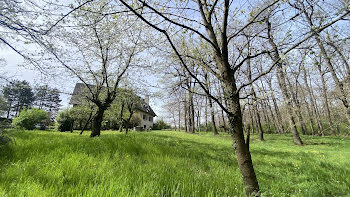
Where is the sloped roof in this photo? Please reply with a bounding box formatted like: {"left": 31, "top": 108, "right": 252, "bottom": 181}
{"left": 69, "top": 83, "right": 156, "bottom": 117}
{"left": 69, "top": 83, "right": 89, "bottom": 105}
{"left": 136, "top": 103, "right": 157, "bottom": 117}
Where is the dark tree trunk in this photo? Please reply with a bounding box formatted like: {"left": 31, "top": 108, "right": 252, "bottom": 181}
{"left": 90, "top": 108, "right": 105, "bottom": 137}
{"left": 125, "top": 112, "right": 134, "bottom": 135}
{"left": 70, "top": 120, "right": 74, "bottom": 133}
{"left": 222, "top": 78, "right": 260, "bottom": 196}
{"left": 6, "top": 102, "right": 11, "bottom": 119}
{"left": 80, "top": 111, "right": 93, "bottom": 135}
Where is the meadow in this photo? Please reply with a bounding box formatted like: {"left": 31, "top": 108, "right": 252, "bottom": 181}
{"left": 0, "top": 130, "right": 349, "bottom": 197}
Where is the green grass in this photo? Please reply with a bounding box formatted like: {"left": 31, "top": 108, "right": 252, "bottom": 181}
{"left": 1, "top": 130, "right": 350, "bottom": 197}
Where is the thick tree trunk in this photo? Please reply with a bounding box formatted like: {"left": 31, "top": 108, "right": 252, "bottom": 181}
{"left": 210, "top": 43, "right": 259, "bottom": 194}
{"left": 222, "top": 80, "right": 260, "bottom": 196}
{"left": 90, "top": 108, "right": 105, "bottom": 137}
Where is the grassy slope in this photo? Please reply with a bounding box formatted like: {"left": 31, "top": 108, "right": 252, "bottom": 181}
{"left": 0, "top": 130, "right": 349, "bottom": 197}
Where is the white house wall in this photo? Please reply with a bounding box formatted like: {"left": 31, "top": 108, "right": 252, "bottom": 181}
{"left": 136, "top": 111, "right": 154, "bottom": 129}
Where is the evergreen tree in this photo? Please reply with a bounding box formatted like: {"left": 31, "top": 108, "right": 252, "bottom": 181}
{"left": 3, "top": 80, "right": 34, "bottom": 117}
{"left": 34, "top": 85, "right": 61, "bottom": 113}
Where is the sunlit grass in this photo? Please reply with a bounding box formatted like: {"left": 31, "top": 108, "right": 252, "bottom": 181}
{"left": 0, "top": 130, "right": 349, "bottom": 196}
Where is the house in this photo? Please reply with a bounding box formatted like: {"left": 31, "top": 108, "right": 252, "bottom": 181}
{"left": 69, "top": 83, "right": 156, "bottom": 130}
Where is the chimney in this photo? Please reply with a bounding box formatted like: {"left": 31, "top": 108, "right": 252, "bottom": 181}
{"left": 144, "top": 95, "right": 150, "bottom": 105}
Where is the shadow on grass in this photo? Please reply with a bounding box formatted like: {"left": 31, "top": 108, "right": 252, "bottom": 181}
{"left": 304, "top": 142, "right": 335, "bottom": 146}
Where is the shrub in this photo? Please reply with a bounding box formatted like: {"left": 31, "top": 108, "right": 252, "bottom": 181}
{"left": 0, "top": 120, "right": 12, "bottom": 146}
{"left": 56, "top": 109, "right": 74, "bottom": 132}
{"left": 12, "top": 108, "right": 48, "bottom": 130}
{"left": 153, "top": 119, "right": 170, "bottom": 130}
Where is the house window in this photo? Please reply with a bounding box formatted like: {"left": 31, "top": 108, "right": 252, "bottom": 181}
{"left": 143, "top": 115, "right": 147, "bottom": 120}
{"left": 149, "top": 117, "right": 152, "bottom": 122}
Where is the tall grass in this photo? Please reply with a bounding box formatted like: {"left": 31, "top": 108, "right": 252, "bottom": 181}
{"left": 0, "top": 130, "right": 349, "bottom": 196}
